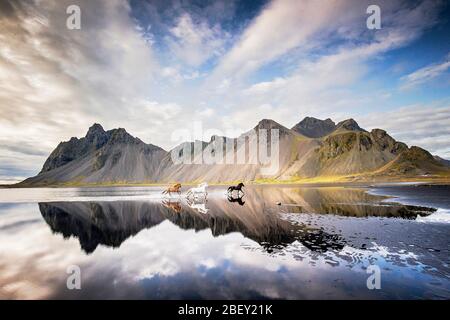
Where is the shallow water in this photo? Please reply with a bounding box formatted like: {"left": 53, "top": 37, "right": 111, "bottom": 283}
{"left": 0, "top": 185, "right": 449, "bottom": 299}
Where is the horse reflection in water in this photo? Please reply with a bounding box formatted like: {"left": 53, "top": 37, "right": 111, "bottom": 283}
{"left": 186, "top": 182, "right": 208, "bottom": 200}
{"left": 227, "top": 193, "right": 245, "bottom": 206}
{"left": 226, "top": 182, "right": 245, "bottom": 205}
{"left": 162, "top": 200, "right": 182, "bottom": 213}
{"left": 187, "top": 197, "right": 209, "bottom": 214}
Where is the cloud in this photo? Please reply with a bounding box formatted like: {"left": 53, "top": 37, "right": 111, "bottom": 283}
{"left": 359, "top": 104, "right": 450, "bottom": 158}
{"left": 0, "top": 139, "right": 48, "bottom": 157}
{"left": 0, "top": 0, "right": 161, "bottom": 179}
{"left": 0, "top": 0, "right": 448, "bottom": 181}
{"left": 400, "top": 53, "right": 450, "bottom": 89}
{"left": 231, "top": 30, "right": 426, "bottom": 127}
{"left": 166, "top": 13, "right": 229, "bottom": 67}
{"left": 210, "top": 0, "right": 347, "bottom": 82}
{"left": 211, "top": 0, "right": 445, "bottom": 127}
{"left": 243, "top": 77, "right": 287, "bottom": 95}
{"left": 207, "top": 0, "right": 442, "bottom": 89}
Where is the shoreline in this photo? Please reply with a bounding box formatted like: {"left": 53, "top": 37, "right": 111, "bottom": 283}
{"left": 2, "top": 177, "right": 450, "bottom": 189}
{"left": 0, "top": 180, "right": 450, "bottom": 189}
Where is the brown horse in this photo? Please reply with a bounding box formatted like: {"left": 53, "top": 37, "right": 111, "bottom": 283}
{"left": 162, "top": 200, "right": 182, "bottom": 213}
{"left": 162, "top": 183, "right": 182, "bottom": 196}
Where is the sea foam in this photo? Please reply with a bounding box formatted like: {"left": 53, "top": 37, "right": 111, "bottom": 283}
{"left": 416, "top": 209, "right": 450, "bottom": 224}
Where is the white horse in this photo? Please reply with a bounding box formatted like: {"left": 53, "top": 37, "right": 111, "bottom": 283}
{"left": 189, "top": 202, "right": 209, "bottom": 214}
{"left": 186, "top": 182, "right": 208, "bottom": 199}
{"left": 186, "top": 195, "right": 209, "bottom": 214}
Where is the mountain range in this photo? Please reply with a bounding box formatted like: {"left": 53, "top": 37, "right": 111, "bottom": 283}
{"left": 18, "top": 117, "right": 450, "bottom": 186}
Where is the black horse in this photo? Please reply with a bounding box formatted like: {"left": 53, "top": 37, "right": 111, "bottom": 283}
{"left": 227, "top": 182, "right": 245, "bottom": 195}
{"left": 227, "top": 194, "right": 245, "bottom": 206}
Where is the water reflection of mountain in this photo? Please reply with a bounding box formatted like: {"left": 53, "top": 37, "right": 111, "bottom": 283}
{"left": 39, "top": 202, "right": 167, "bottom": 253}
{"left": 249, "top": 186, "right": 436, "bottom": 218}
{"left": 39, "top": 198, "right": 345, "bottom": 254}
{"left": 38, "top": 186, "right": 436, "bottom": 255}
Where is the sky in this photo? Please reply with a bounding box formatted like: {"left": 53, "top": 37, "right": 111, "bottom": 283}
{"left": 0, "top": 0, "right": 449, "bottom": 183}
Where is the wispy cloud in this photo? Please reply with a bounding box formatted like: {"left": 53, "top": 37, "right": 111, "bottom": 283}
{"left": 401, "top": 53, "right": 450, "bottom": 89}
{"left": 0, "top": 0, "right": 448, "bottom": 181}
{"left": 165, "top": 13, "right": 229, "bottom": 67}
{"left": 0, "top": 0, "right": 161, "bottom": 178}
{"left": 221, "top": 0, "right": 444, "bottom": 127}
{"left": 210, "top": 0, "right": 350, "bottom": 83}
{"left": 359, "top": 103, "right": 450, "bottom": 158}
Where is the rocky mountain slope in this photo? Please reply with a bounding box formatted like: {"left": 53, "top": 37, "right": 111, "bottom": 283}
{"left": 434, "top": 155, "right": 450, "bottom": 167}
{"left": 19, "top": 124, "right": 168, "bottom": 186}
{"left": 161, "top": 119, "right": 320, "bottom": 182}
{"left": 291, "top": 117, "right": 336, "bottom": 138}
{"left": 18, "top": 117, "right": 449, "bottom": 186}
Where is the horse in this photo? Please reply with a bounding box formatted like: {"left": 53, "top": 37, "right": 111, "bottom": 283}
{"left": 227, "top": 182, "right": 244, "bottom": 195}
{"left": 187, "top": 197, "right": 209, "bottom": 214}
{"left": 186, "top": 182, "right": 208, "bottom": 199}
{"left": 162, "top": 183, "right": 181, "bottom": 196}
{"left": 227, "top": 194, "right": 245, "bottom": 206}
{"left": 190, "top": 202, "right": 209, "bottom": 214}
{"left": 162, "top": 200, "right": 182, "bottom": 213}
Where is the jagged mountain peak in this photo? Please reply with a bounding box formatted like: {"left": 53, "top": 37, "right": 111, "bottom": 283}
{"left": 300, "top": 116, "right": 335, "bottom": 126}
{"left": 254, "top": 119, "right": 291, "bottom": 133}
{"left": 37, "top": 124, "right": 165, "bottom": 175}
{"left": 371, "top": 128, "right": 387, "bottom": 135}
{"left": 86, "top": 123, "right": 105, "bottom": 137}
{"left": 336, "top": 118, "right": 365, "bottom": 132}
{"left": 85, "top": 123, "right": 109, "bottom": 148}
{"left": 107, "top": 127, "right": 139, "bottom": 145}
{"left": 292, "top": 117, "right": 336, "bottom": 138}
